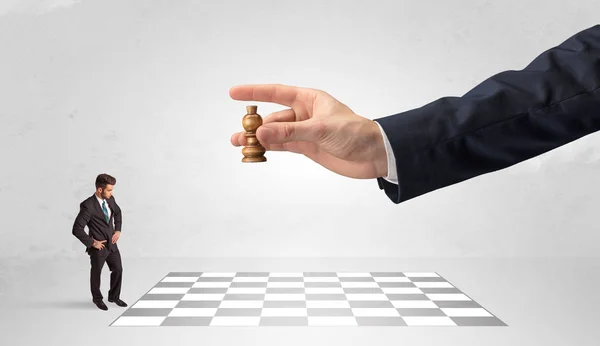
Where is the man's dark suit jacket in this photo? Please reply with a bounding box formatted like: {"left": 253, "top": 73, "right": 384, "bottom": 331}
{"left": 374, "top": 24, "right": 600, "bottom": 204}
{"left": 72, "top": 194, "right": 122, "bottom": 253}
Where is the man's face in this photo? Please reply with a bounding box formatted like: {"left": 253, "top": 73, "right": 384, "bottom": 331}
{"left": 100, "top": 184, "right": 114, "bottom": 199}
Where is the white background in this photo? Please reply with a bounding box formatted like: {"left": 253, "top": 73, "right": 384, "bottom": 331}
{"left": 1, "top": 0, "right": 599, "bottom": 260}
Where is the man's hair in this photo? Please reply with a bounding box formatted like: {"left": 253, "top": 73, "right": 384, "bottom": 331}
{"left": 95, "top": 173, "right": 116, "bottom": 190}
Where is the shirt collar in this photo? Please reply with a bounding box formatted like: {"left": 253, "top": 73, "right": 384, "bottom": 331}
{"left": 95, "top": 194, "right": 106, "bottom": 204}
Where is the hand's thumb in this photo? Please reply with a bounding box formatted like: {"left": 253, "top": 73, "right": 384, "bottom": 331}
{"left": 257, "top": 120, "right": 321, "bottom": 144}
{"left": 100, "top": 240, "right": 107, "bottom": 243}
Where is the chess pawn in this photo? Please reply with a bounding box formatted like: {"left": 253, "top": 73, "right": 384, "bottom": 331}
{"left": 241, "top": 105, "right": 267, "bottom": 162}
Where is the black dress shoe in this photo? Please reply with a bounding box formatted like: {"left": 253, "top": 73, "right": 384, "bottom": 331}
{"left": 108, "top": 298, "right": 128, "bottom": 307}
{"left": 94, "top": 300, "right": 108, "bottom": 310}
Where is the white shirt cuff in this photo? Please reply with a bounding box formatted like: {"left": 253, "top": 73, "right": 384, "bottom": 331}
{"left": 374, "top": 121, "right": 398, "bottom": 184}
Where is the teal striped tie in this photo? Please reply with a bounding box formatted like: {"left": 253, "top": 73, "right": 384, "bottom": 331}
{"left": 102, "top": 200, "right": 109, "bottom": 222}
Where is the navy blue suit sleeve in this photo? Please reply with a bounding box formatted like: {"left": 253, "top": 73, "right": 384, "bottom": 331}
{"left": 374, "top": 24, "right": 600, "bottom": 204}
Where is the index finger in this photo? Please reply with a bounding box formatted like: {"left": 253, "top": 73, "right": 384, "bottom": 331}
{"left": 229, "top": 84, "right": 309, "bottom": 107}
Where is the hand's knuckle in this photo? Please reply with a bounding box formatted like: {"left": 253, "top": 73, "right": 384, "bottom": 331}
{"left": 283, "top": 124, "right": 294, "bottom": 139}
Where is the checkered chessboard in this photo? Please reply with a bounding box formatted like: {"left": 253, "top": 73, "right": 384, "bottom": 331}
{"left": 110, "top": 272, "right": 506, "bottom": 327}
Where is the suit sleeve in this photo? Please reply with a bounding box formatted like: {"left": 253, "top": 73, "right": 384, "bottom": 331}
{"left": 72, "top": 203, "right": 94, "bottom": 249}
{"left": 374, "top": 24, "right": 600, "bottom": 204}
{"left": 112, "top": 197, "right": 122, "bottom": 232}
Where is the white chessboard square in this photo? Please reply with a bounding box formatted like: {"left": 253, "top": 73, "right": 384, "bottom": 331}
{"left": 380, "top": 287, "right": 423, "bottom": 294}
{"left": 403, "top": 316, "right": 456, "bottom": 326}
{"left": 390, "top": 300, "right": 438, "bottom": 309}
{"left": 226, "top": 287, "right": 266, "bottom": 294}
{"left": 219, "top": 300, "right": 263, "bottom": 308}
{"left": 404, "top": 273, "right": 440, "bottom": 277}
{"left": 265, "top": 294, "right": 306, "bottom": 301}
{"left": 148, "top": 287, "right": 189, "bottom": 294}
{"left": 161, "top": 276, "right": 199, "bottom": 282}
{"left": 192, "top": 282, "right": 231, "bottom": 288}
{"left": 426, "top": 294, "right": 471, "bottom": 301}
{"left": 414, "top": 281, "right": 453, "bottom": 288}
{"left": 305, "top": 287, "right": 345, "bottom": 294}
{"left": 304, "top": 277, "right": 339, "bottom": 282}
{"left": 373, "top": 277, "right": 411, "bottom": 282}
{"left": 201, "top": 272, "right": 236, "bottom": 277}
{"left": 340, "top": 282, "right": 379, "bottom": 288}
{"left": 132, "top": 300, "right": 180, "bottom": 309}
{"left": 306, "top": 300, "right": 350, "bottom": 309}
{"left": 232, "top": 277, "right": 269, "bottom": 282}
{"left": 210, "top": 317, "right": 260, "bottom": 326}
{"left": 346, "top": 294, "right": 388, "bottom": 301}
{"left": 267, "top": 282, "right": 304, "bottom": 288}
{"left": 181, "top": 293, "right": 225, "bottom": 301}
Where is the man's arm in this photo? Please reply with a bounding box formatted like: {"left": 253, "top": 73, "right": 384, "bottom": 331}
{"left": 374, "top": 24, "right": 600, "bottom": 204}
{"left": 72, "top": 203, "right": 94, "bottom": 250}
{"left": 112, "top": 197, "right": 122, "bottom": 232}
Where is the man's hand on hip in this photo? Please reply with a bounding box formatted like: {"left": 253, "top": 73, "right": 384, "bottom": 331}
{"left": 112, "top": 231, "right": 121, "bottom": 244}
{"left": 92, "top": 239, "right": 106, "bottom": 250}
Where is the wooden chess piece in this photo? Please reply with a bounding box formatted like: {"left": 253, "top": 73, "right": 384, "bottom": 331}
{"left": 241, "top": 105, "right": 267, "bottom": 162}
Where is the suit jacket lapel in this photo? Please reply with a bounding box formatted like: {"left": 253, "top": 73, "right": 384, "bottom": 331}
{"left": 92, "top": 194, "right": 110, "bottom": 225}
